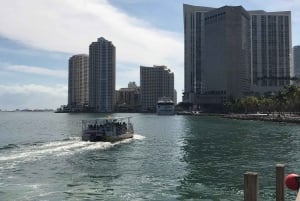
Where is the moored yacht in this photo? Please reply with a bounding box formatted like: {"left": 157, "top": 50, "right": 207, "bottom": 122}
{"left": 156, "top": 97, "right": 175, "bottom": 115}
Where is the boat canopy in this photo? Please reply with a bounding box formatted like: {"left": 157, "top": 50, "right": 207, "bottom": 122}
{"left": 82, "top": 116, "right": 132, "bottom": 124}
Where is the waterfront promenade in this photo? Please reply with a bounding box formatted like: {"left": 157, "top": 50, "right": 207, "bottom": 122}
{"left": 224, "top": 113, "right": 300, "bottom": 124}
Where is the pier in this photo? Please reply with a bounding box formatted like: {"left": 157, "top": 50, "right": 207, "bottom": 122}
{"left": 244, "top": 164, "right": 299, "bottom": 201}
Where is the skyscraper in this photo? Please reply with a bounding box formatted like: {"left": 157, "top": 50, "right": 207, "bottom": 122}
{"left": 68, "top": 54, "right": 89, "bottom": 111}
{"left": 203, "top": 6, "right": 250, "bottom": 101}
{"left": 183, "top": 4, "right": 292, "bottom": 105}
{"left": 183, "top": 4, "right": 250, "bottom": 104}
{"left": 183, "top": 4, "right": 213, "bottom": 103}
{"left": 294, "top": 46, "right": 300, "bottom": 78}
{"left": 249, "top": 10, "right": 292, "bottom": 92}
{"left": 140, "top": 65, "right": 174, "bottom": 112}
{"left": 89, "top": 37, "right": 116, "bottom": 112}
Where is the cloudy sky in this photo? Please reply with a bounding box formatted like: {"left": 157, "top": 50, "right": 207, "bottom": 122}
{"left": 0, "top": 0, "right": 299, "bottom": 110}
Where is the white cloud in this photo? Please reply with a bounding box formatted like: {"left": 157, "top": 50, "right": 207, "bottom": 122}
{"left": 0, "top": 0, "right": 184, "bottom": 101}
{"left": 0, "top": 0, "right": 183, "bottom": 65}
{"left": 0, "top": 84, "right": 67, "bottom": 96}
{"left": 0, "top": 84, "right": 67, "bottom": 110}
{"left": 5, "top": 65, "right": 67, "bottom": 78}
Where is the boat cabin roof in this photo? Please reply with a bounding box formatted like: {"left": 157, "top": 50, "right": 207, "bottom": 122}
{"left": 82, "top": 116, "right": 132, "bottom": 124}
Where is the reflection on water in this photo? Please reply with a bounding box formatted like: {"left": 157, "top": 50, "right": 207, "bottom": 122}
{"left": 179, "top": 116, "right": 300, "bottom": 200}
{"left": 1, "top": 112, "right": 300, "bottom": 200}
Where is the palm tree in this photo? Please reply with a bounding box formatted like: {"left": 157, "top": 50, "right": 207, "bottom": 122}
{"left": 273, "top": 91, "right": 287, "bottom": 115}
{"left": 240, "top": 96, "right": 259, "bottom": 113}
{"left": 284, "top": 85, "right": 299, "bottom": 113}
{"left": 259, "top": 98, "right": 273, "bottom": 114}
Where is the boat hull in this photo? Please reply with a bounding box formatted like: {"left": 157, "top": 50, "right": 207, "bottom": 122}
{"left": 82, "top": 132, "right": 133, "bottom": 142}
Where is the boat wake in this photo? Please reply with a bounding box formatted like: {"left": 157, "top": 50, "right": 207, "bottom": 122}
{"left": 0, "top": 134, "right": 145, "bottom": 169}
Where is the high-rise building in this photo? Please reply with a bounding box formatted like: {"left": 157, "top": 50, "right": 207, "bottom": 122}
{"left": 249, "top": 10, "right": 292, "bottom": 93}
{"left": 89, "top": 37, "right": 116, "bottom": 112}
{"left": 68, "top": 54, "right": 89, "bottom": 111}
{"left": 140, "top": 65, "right": 174, "bottom": 112}
{"left": 203, "top": 6, "right": 250, "bottom": 102}
{"left": 294, "top": 46, "right": 300, "bottom": 78}
{"left": 174, "top": 89, "right": 177, "bottom": 105}
{"left": 183, "top": 5, "right": 250, "bottom": 104}
{"left": 183, "top": 4, "right": 213, "bottom": 103}
{"left": 183, "top": 4, "right": 292, "bottom": 105}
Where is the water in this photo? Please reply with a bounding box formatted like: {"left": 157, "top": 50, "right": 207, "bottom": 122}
{"left": 1, "top": 112, "right": 300, "bottom": 200}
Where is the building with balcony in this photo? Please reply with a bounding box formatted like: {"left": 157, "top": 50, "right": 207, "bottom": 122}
{"left": 68, "top": 54, "right": 89, "bottom": 111}
{"left": 116, "top": 82, "right": 140, "bottom": 112}
{"left": 140, "top": 65, "right": 174, "bottom": 112}
{"left": 89, "top": 37, "right": 116, "bottom": 112}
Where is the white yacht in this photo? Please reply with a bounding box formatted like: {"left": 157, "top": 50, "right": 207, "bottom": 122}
{"left": 156, "top": 97, "right": 175, "bottom": 115}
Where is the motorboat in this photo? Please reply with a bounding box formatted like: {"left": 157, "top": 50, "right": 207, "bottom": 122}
{"left": 82, "top": 116, "right": 134, "bottom": 142}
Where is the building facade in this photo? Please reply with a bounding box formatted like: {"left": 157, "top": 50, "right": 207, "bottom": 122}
{"left": 89, "top": 37, "right": 116, "bottom": 112}
{"left": 68, "top": 54, "right": 89, "bottom": 111}
{"left": 183, "top": 5, "right": 251, "bottom": 104}
{"left": 249, "top": 10, "right": 292, "bottom": 93}
{"left": 294, "top": 46, "right": 300, "bottom": 78}
{"left": 140, "top": 65, "right": 174, "bottom": 112}
{"left": 183, "top": 4, "right": 292, "bottom": 105}
{"left": 202, "top": 6, "right": 251, "bottom": 102}
{"left": 183, "top": 4, "right": 213, "bottom": 103}
{"left": 116, "top": 82, "right": 140, "bottom": 112}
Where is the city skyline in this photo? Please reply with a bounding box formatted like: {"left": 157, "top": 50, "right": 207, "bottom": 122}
{"left": 0, "top": 0, "right": 299, "bottom": 110}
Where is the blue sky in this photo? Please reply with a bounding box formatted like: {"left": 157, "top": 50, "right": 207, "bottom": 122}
{"left": 0, "top": 0, "right": 299, "bottom": 110}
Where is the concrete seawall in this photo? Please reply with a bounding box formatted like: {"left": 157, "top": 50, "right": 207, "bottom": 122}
{"left": 223, "top": 113, "right": 300, "bottom": 124}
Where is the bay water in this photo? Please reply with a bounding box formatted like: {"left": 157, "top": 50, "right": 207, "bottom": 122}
{"left": 1, "top": 112, "right": 300, "bottom": 200}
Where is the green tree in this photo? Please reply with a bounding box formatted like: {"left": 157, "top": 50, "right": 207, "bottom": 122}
{"left": 240, "top": 96, "right": 260, "bottom": 113}
{"left": 273, "top": 91, "right": 287, "bottom": 114}
{"left": 259, "top": 98, "right": 273, "bottom": 114}
{"left": 284, "top": 85, "right": 299, "bottom": 113}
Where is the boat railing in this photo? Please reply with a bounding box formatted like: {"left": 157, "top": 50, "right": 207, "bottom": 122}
{"left": 82, "top": 117, "right": 133, "bottom": 136}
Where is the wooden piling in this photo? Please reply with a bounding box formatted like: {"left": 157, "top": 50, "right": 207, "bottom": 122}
{"left": 244, "top": 172, "right": 259, "bottom": 201}
{"left": 296, "top": 191, "right": 300, "bottom": 201}
{"left": 276, "top": 164, "right": 285, "bottom": 201}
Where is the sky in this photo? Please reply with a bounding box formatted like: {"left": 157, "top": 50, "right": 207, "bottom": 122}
{"left": 0, "top": 0, "right": 299, "bottom": 110}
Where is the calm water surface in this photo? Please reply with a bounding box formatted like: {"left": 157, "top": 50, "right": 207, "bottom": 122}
{"left": 1, "top": 112, "right": 300, "bottom": 200}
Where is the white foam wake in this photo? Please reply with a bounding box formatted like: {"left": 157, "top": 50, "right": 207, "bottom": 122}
{"left": 133, "top": 134, "right": 145, "bottom": 140}
{"left": 0, "top": 134, "right": 145, "bottom": 164}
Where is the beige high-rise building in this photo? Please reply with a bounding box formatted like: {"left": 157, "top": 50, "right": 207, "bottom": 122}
{"left": 116, "top": 82, "right": 140, "bottom": 112}
{"left": 68, "top": 54, "right": 89, "bottom": 111}
{"left": 140, "top": 65, "right": 174, "bottom": 112}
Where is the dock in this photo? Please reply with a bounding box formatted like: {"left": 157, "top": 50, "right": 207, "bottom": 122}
{"left": 244, "top": 164, "right": 299, "bottom": 201}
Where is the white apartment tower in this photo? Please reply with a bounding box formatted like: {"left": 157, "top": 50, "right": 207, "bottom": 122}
{"left": 140, "top": 65, "right": 174, "bottom": 112}
{"left": 68, "top": 54, "right": 89, "bottom": 110}
{"left": 89, "top": 37, "right": 116, "bottom": 112}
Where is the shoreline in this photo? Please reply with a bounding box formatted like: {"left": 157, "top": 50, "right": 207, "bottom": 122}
{"left": 223, "top": 113, "right": 300, "bottom": 124}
